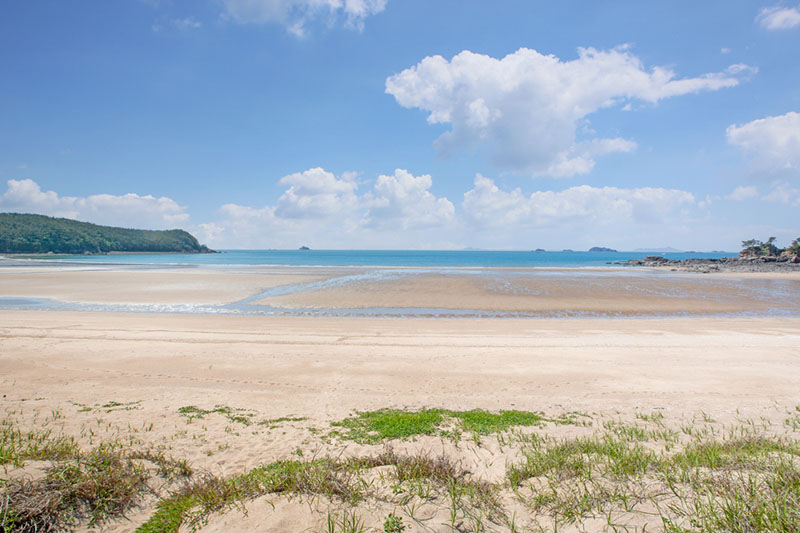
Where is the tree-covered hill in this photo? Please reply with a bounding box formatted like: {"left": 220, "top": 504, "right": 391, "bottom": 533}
{"left": 0, "top": 213, "right": 215, "bottom": 254}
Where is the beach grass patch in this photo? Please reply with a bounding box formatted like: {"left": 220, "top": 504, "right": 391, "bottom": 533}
{"left": 0, "top": 421, "right": 80, "bottom": 466}
{"left": 2, "top": 443, "right": 150, "bottom": 532}
{"left": 330, "top": 408, "right": 548, "bottom": 444}
{"left": 177, "top": 405, "right": 254, "bottom": 425}
{"left": 672, "top": 436, "right": 800, "bottom": 470}
{"left": 138, "top": 458, "right": 382, "bottom": 532}
{"left": 331, "top": 409, "right": 446, "bottom": 444}
{"left": 451, "top": 409, "right": 543, "bottom": 435}
{"left": 258, "top": 416, "right": 308, "bottom": 428}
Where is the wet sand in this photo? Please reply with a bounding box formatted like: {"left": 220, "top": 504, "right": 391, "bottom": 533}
{"left": 1, "top": 264, "right": 799, "bottom": 317}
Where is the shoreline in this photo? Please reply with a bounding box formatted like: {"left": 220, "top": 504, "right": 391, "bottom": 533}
{"left": 1, "top": 264, "right": 798, "bottom": 318}
{"left": 621, "top": 255, "right": 800, "bottom": 274}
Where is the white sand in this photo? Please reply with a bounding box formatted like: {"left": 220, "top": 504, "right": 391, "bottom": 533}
{"left": 1, "top": 265, "right": 799, "bottom": 531}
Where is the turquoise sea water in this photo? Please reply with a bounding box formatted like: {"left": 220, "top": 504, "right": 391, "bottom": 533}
{"left": 7, "top": 249, "right": 734, "bottom": 268}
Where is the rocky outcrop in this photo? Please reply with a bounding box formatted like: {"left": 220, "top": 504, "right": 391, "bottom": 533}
{"left": 619, "top": 255, "right": 800, "bottom": 273}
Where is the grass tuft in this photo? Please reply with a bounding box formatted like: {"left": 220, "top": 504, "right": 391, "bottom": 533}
{"left": 2, "top": 444, "right": 149, "bottom": 532}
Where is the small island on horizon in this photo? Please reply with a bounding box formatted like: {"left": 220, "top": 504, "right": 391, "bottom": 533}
{"left": 0, "top": 213, "right": 215, "bottom": 255}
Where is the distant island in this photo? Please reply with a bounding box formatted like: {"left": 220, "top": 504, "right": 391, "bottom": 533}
{"left": 589, "top": 246, "right": 618, "bottom": 252}
{"left": 0, "top": 213, "right": 215, "bottom": 254}
{"left": 299, "top": 245, "right": 311, "bottom": 251}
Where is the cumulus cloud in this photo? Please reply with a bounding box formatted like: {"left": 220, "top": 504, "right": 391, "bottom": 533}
{"left": 386, "top": 47, "right": 753, "bottom": 177}
{"left": 462, "top": 174, "right": 695, "bottom": 228}
{"left": 727, "top": 111, "right": 800, "bottom": 175}
{"left": 197, "top": 167, "right": 454, "bottom": 248}
{"left": 221, "top": 0, "right": 386, "bottom": 35}
{"left": 275, "top": 167, "right": 359, "bottom": 218}
{"left": 757, "top": 5, "right": 800, "bottom": 30}
{"left": 363, "top": 169, "right": 454, "bottom": 229}
{"left": 0, "top": 179, "right": 189, "bottom": 229}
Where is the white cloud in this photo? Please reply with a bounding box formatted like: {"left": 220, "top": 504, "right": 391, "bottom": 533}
{"left": 363, "top": 169, "right": 454, "bottom": 229}
{"left": 174, "top": 17, "right": 203, "bottom": 30}
{"left": 275, "top": 167, "right": 359, "bottom": 218}
{"left": 757, "top": 5, "right": 800, "bottom": 30}
{"left": 727, "top": 111, "right": 800, "bottom": 174}
{"left": 763, "top": 182, "right": 800, "bottom": 207}
{"left": 220, "top": 0, "right": 386, "bottom": 36}
{"left": 726, "top": 185, "right": 759, "bottom": 201}
{"left": 462, "top": 174, "right": 696, "bottom": 228}
{"left": 197, "top": 168, "right": 454, "bottom": 248}
{"left": 152, "top": 17, "right": 203, "bottom": 32}
{"left": 0, "top": 179, "right": 189, "bottom": 229}
{"left": 386, "top": 46, "right": 753, "bottom": 177}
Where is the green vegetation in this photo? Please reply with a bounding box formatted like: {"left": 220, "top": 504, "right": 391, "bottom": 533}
{"left": 0, "top": 435, "right": 190, "bottom": 532}
{"left": 330, "top": 408, "right": 549, "bottom": 444}
{"left": 741, "top": 236, "right": 799, "bottom": 257}
{"left": 0, "top": 213, "right": 213, "bottom": 254}
{"left": 331, "top": 408, "right": 447, "bottom": 443}
{"left": 382, "top": 512, "right": 405, "bottom": 532}
{"left": 178, "top": 405, "right": 256, "bottom": 425}
{"left": 1, "top": 421, "right": 81, "bottom": 467}
{"left": 5, "top": 407, "right": 800, "bottom": 532}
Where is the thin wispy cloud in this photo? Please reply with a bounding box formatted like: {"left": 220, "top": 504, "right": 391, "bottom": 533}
{"left": 152, "top": 17, "right": 203, "bottom": 32}
{"left": 756, "top": 5, "right": 800, "bottom": 30}
{"left": 220, "top": 0, "right": 387, "bottom": 36}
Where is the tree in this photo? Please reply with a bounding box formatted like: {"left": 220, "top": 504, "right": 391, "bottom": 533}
{"left": 740, "top": 239, "right": 763, "bottom": 256}
{"left": 761, "top": 236, "right": 780, "bottom": 256}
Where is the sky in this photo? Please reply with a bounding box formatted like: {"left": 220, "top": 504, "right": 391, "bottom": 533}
{"left": 1, "top": 0, "right": 799, "bottom": 251}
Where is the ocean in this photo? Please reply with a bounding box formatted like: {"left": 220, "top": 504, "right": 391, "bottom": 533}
{"left": 12, "top": 249, "right": 734, "bottom": 268}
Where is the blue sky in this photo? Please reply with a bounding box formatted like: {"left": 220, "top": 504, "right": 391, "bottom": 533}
{"left": 1, "top": 0, "right": 799, "bottom": 250}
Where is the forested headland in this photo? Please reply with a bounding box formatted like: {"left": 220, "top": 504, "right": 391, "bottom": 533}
{"left": 0, "top": 213, "right": 215, "bottom": 254}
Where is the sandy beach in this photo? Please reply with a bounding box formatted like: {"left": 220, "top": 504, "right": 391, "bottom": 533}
{"left": 2, "top": 265, "right": 800, "bottom": 531}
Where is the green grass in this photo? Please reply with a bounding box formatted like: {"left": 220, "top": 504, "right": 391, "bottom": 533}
{"left": 258, "top": 416, "right": 308, "bottom": 427}
{"left": 136, "top": 448, "right": 503, "bottom": 533}
{"left": 177, "top": 405, "right": 254, "bottom": 425}
{"left": 330, "top": 408, "right": 547, "bottom": 444}
{"left": 331, "top": 409, "right": 446, "bottom": 443}
{"left": 453, "top": 409, "right": 543, "bottom": 435}
{"left": 0, "top": 421, "right": 81, "bottom": 466}
{"left": 2, "top": 444, "right": 150, "bottom": 532}
{"left": 0, "top": 417, "right": 192, "bottom": 532}
{"left": 6, "top": 408, "right": 800, "bottom": 532}
{"left": 137, "top": 458, "right": 379, "bottom": 532}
